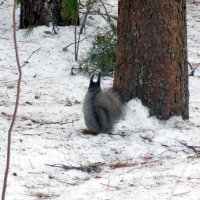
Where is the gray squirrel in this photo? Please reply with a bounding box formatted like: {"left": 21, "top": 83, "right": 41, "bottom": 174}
{"left": 83, "top": 73, "right": 122, "bottom": 135}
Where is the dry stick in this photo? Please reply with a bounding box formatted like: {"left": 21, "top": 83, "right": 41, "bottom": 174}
{"left": 1, "top": 0, "right": 22, "bottom": 199}
{"left": 45, "top": 162, "right": 104, "bottom": 173}
{"left": 179, "top": 141, "right": 200, "bottom": 155}
{"left": 63, "top": 27, "right": 99, "bottom": 51}
{"left": 100, "top": 0, "right": 114, "bottom": 30}
{"left": 79, "top": 9, "right": 90, "bottom": 34}
{"left": 79, "top": 0, "right": 94, "bottom": 34}
{"left": 74, "top": 15, "right": 78, "bottom": 61}
{"left": 189, "top": 62, "right": 200, "bottom": 76}
{"left": 81, "top": 10, "right": 118, "bottom": 21}
{"left": 21, "top": 47, "right": 41, "bottom": 68}
{"left": 75, "top": 2, "right": 83, "bottom": 59}
{"left": 74, "top": 1, "right": 80, "bottom": 61}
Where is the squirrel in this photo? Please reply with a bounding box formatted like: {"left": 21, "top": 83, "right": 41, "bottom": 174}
{"left": 82, "top": 72, "right": 122, "bottom": 135}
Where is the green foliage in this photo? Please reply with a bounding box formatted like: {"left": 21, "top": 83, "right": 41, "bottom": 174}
{"left": 61, "top": 0, "right": 78, "bottom": 24}
{"left": 16, "top": 0, "right": 26, "bottom": 5}
{"left": 73, "top": 29, "right": 116, "bottom": 76}
{"left": 24, "top": 26, "right": 34, "bottom": 37}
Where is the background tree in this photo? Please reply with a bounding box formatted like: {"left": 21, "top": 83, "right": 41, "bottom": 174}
{"left": 113, "top": 0, "right": 189, "bottom": 120}
{"left": 19, "top": 0, "right": 79, "bottom": 29}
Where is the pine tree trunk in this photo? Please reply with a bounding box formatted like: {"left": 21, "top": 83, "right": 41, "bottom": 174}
{"left": 113, "top": 0, "right": 189, "bottom": 120}
{"left": 20, "top": 0, "right": 47, "bottom": 28}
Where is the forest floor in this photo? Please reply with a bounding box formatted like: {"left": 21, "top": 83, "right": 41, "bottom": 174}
{"left": 1, "top": 1, "right": 200, "bottom": 200}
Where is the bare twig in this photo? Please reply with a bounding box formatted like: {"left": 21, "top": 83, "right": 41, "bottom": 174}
{"left": 63, "top": 28, "right": 99, "bottom": 51}
{"left": 1, "top": 0, "right": 22, "bottom": 199}
{"left": 21, "top": 47, "right": 41, "bottom": 68}
{"left": 63, "top": 35, "right": 89, "bottom": 51}
{"left": 79, "top": 0, "right": 94, "bottom": 34}
{"left": 48, "top": 175, "right": 76, "bottom": 185}
{"left": 79, "top": 9, "right": 90, "bottom": 34}
{"left": 46, "top": 162, "right": 104, "bottom": 173}
{"left": 140, "top": 135, "right": 153, "bottom": 142}
{"left": 80, "top": 128, "right": 126, "bottom": 136}
{"left": 179, "top": 141, "right": 200, "bottom": 156}
{"left": 100, "top": 0, "right": 115, "bottom": 30}
{"left": 188, "top": 61, "right": 193, "bottom": 70}
{"left": 74, "top": 1, "right": 80, "bottom": 61}
{"left": 29, "top": 192, "right": 59, "bottom": 199}
{"left": 33, "top": 119, "right": 79, "bottom": 128}
{"left": 188, "top": 61, "right": 200, "bottom": 76}
{"left": 1, "top": 112, "right": 79, "bottom": 128}
{"left": 74, "top": 23, "right": 78, "bottom": 60}
{"left": 101, "top": 183, "right": 120, "bottom": 190}
{"left": 45, "top": 163, "right": 82, "bottom": 170}
{"left": 109, "top": 162, "right": 138, "bottom": 169}
{"left": 79, "top": 10, "right": 118, "bottom": 21}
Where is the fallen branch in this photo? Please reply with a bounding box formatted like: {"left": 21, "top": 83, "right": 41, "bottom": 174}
{"left": 1, "top": 112, "right": 79, "bottom": 128}
{"left": 45, "top": 162, "right": 104, "bottom": 173}
{"left": 109, "top": 162, "right": 139, "bottom": 169}
{"left": 180, "top": 141, "right": 200, "bottom": 157}
{"left": 80, "top": 128, "right": 126, "bottom": 136}
{"left": 34, "top": 120, "right": 79, "bottom": 128}
{"left": 140, "top": 135, "right": 153, "bottom": 142}
{"left": 48, "top": 175, "right": 76, "bottom": 185}
{"left": 29, "top": 192, "right": 59, "bottom": 199}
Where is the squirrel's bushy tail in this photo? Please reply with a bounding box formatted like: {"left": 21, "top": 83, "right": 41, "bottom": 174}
{"left": 83, "top": 73, "right": 122, "bottom": 134}
{"left": 94, "top": 89, "right": 122, "bottom": 133}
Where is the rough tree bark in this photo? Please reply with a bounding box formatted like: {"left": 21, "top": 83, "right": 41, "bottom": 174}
{"left": 113, "top": 0, "right": 189, "bottom": 120}
{"left": 20, "top": 0, "right": 49, "bottom": 28}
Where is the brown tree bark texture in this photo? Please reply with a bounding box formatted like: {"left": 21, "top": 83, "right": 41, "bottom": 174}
{"left": 114, "top": 0, "right": 189, "bottom": 120}
{"left": 20, "top": 0, "right": 46, "bottom": 28}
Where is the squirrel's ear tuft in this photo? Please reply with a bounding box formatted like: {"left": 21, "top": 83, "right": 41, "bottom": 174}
{"left": 97, "top": 72, "right": 101, "bottom": 85}
{"left": 90, "top": 73, "right": 95, "bottom": 84}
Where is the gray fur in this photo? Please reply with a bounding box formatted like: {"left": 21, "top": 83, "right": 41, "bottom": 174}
{"left": 83, "top": 73, "right": 122, "bottom": 134}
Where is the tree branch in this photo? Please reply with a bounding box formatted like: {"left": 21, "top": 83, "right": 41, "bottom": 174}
{"left": 1, "top": 0, "right": 22, "bottom": 199}
{"left": 63, "top": 28, "right": 99, "bottom": 52}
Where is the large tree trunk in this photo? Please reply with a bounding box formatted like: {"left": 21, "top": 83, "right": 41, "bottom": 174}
{"left": 20, "top": 0, "right": 50, "bottom": 28}
{"left": 113, "top": 0, "right": 189, "bottom": 120}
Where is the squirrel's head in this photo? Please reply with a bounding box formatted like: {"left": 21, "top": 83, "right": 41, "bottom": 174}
{"left": 88, "top": 72, "right": 101, "bottom": 94}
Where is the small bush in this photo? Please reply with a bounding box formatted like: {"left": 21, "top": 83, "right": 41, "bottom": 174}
{"left": 72, "top": 29, "right": 116, "bottom": 76}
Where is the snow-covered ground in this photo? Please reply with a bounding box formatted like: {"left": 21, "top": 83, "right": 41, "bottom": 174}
{"left": 1, "top": 1, "right": 200, "bottom": 199}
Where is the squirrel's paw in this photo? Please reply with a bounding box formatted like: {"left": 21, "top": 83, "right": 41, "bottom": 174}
{"left": 80, "top": 128, "right": 98, "bottom": 135}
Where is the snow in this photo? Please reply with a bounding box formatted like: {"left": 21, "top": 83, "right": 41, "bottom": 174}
{"left": 1, "top": 0, "right": 200, "bottom": 200}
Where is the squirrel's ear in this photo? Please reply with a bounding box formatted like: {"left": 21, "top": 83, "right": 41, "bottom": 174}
{"left": 97, "top": 72, "right": 101, "bottom": 85}
{"left": 90, "top": 73, "right": 95, "bottom": 84}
